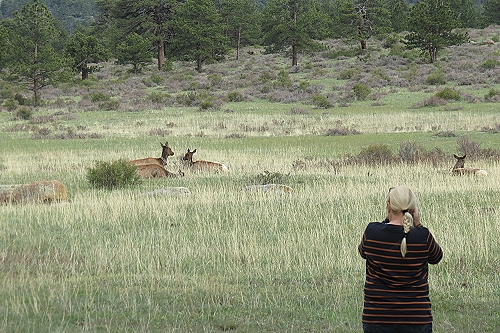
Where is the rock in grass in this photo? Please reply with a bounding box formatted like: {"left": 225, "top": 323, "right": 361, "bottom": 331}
{"left": 244, "top": 184, "right": 293, "bottom": 194}
{"left": 0, "top": 180, "right": 69, "bottom": 204}
{"left": 141, "top": 187, "right": 191, "bottom": 196}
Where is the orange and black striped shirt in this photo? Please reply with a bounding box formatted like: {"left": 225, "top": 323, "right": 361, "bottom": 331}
{"left": 358, "top": 220, "right": 443, "bottom": 324}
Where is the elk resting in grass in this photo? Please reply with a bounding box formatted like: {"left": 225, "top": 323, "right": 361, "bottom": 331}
{"left": 135, "top": 164, "right": 184, "bottom": 178}
{"left": 452, "top": 154, "right": 487, "bottom": 176}
{"left": 129, "top": 140, "right": 174, "bottom": 167}
{"left": 182, "top": 149, "right": 229, "bottom": 172}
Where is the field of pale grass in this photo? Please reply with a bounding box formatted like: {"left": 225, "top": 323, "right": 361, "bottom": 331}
{"left": 1, "top": 104, "right": 500, "bottom": 332}
{"left": 1, "top": 30, "right": 500, "bottom": 331}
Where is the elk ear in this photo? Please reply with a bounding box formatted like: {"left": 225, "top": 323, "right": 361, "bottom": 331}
{"left": 193, "top": 149, "right": 197, "bottom": 153}
{"left": 454, "top": 154, "right": 459, "bottom": 159}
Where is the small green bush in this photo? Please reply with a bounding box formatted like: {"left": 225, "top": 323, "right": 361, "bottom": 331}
{"left": 226, "top": 91, "right": 245, "bottom": 102}
{"left": 353, "top": 83, "right": 371, "bottom": 100}
{"left": 249, "top": 170, "right": 289, "bottom": 185}
{"left": 150, "top": 74, "right": 164, "bottom": 85}
{"left": 86, "top": 159, "right": 141, "bottom": 189}
{"left": 99, "top": 99, "right": 120, "bottom": 111}
{"left": 312, "top": 94, "right": 333, "bottom": 108}
{"left": 481, "top": 59, "right": 499, "bottom": 69}
{"left": 485, "top": 88, "right": 499, "bottom": 100}
{"left": 275, "top": 70, "right": 292, "bottom": 87}
{"left": 425, "top": 72, "right": 445, "bottom": 85}
{"left": 5, "top": 99, "right": 18, "bottom": 112}
{"left": 348, "top": 144, "right": 395, "bottom": 165}
{"left": 91, "top": 92, "right": 111, "bottom": 103}
{"left": 339, "top": 69, "right": 358, "bottom": 80}
{"left": 435, "top": 87, "right": 461, "bottom": 101}
{"left": 15, "top": 107, "right": 32, "bottom": 120}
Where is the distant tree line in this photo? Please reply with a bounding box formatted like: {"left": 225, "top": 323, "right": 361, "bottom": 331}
{"left": 0, "top": 0, "right": 498, "bottom": 105}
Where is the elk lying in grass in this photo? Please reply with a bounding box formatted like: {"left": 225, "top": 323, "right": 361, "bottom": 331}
{"left": 182, "top": 149, "right": 229, "bottom": 172}
{"left": 129, "top": 141, "right": 174, "bottom": 167}
{"left": 452, "top": 154, "right": 487, "bottom": 176}
{"left": 135, "top": 164, "right": 184, "bottom": 178}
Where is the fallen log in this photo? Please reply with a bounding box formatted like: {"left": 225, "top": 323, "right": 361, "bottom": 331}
{"left": 0, "top": 180, "right": 69, "bottom": 205}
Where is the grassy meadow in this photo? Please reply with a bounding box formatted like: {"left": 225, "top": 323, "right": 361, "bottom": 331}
{"left": 1, "top": 29, "right": 500, "bottom": 332}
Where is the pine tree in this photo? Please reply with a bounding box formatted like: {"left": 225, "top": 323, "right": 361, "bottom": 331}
{"left": 5, "top": 0, "right": 71, "bottom": 106}
{"left": 169, "top": 0, "right": 229, "bottom": 72}
{"left": 66, "top": 27, "right": 109, "bottom": 80}
{"left": 262, "top": 0, "right": 328, "bottom": 67}
{"left": 405, "top": 0, "right": 469, "bottom": 63}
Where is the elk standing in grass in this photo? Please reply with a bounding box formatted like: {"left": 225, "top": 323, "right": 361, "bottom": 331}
{"left": 135, "top": 164, "right": 184, "bottom": 178}
{"left": 182, "top": 149, "right": 229, "bottom": 172}
{"left": 129, "top": 141, "right": 174, "bottom": 167}
{"left": 452, "top": 154, "right": 487, "bottom": 176}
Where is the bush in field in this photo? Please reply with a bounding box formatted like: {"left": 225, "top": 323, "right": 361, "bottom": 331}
{"left": 91, "top": 92, "right": 111, "bottom": 103}
{"left": 275, "top": 70, "right": 292, "bottom": 87}
{"left": 5, "top": 99, "right": 18, "bottom": 112}
{"left": 456, "top": 135, "right": 481, "bottom": 158}
{"left": 484, "top": 88, "right": 499, "bottom": 100}
{"left": 86, "top": 159, "right": 141, "bottom": 190}
{"left": 312, "top": 94, "right": 333, "bottom": 108}
{"left": 15, "top": 107, "right": 33, "bottom": 120}
{"left": 347, "top": 144, "right": 395, "bottom": 165}
{"left": 435, "top": 87, "right": 461, "bottom": 101}
{"left": 249, "top": 170, "right": 290, "bottom": 185}
{"left": 425, "top": 71, "right": 445, "bottom": 85}
{"left": 226, "top": 91, "right": 245, "bottom": 102}
{"left": 352, "top": 83, "right": 371, "bottom": 100}
{"left": 398, "top": 141, "right": 426, "bottom": 163}
{"left": 481, "top": 59, "right": 499, "bottom": 69}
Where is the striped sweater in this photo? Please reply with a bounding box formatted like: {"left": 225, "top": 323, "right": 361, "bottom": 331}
{"left": 358, "top": 220, "right": 443, "bottom": 324}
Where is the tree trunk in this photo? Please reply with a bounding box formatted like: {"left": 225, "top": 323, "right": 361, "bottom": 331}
{"left": 197, "top": 56, "right": 202, "bottom": 72}
{"left": 157, "top": 38, "right": 165, "bottom": 71}
{"left": 360, "top": 39, "right": 367, "bottom": 50}
{"left": 33, "top": 43, "right": 40, "bottom": 106}
{"left": 429, "top": 47, "right": 438, "bottom": 63}
{"left": 236, "top": 26, "right": 241, "bottom": 61}
{"left": 292, "top": 44, "right": 297, "bottom": 67}
{"left": 82, "top": 66, "right": 89, "bottom": 80}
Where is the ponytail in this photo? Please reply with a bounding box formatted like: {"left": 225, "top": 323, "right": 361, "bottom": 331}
{"left": 400, "top": 211, "right": 413, "bottom": 257}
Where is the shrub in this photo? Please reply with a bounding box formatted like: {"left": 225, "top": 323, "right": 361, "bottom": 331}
{"left": 484, "top": 88, "right": 499, "bottom": 100}
{"left": 435, "top": 87, "right": 461, "bottom": 101}
{"left": 148, "top": 92, "right": 170, "bottom": 103}
{"left": 339, "top": 68, "right": 358, "bottom": 80}
{"left": 398, "top": 141, "right": 425, "bottom": 163}
{"left": 150, "top": 74, "right": 164, "bottom": 85}
{"left": 275, "top": 70, "right": 292, "bottom": 87}
{"left": 15, "top": 107, "right": 33, "bottom": 120}
{"left": 325, "top": 126, "right": 360, "bottom": 136}
{"left": 91, "top": 92, "right": 110, "bottom": 103}
{"left": 456, "top": 135, "right": 481, "bottom": 158}
{"left": 481, "top": 59, "right": 499, "bottom": 69}
{"left": 99, "top": 99, "right": 120, "bottom": 111}
{"left": 347, "top": 144, "right": 394, "bottom": 166}
{"left": 312, "top": 94, "right": 333, "bottom": 108}
{"left": 249, "top": 170, "right": 289, "bottom": 185}
{"left": 352, "top": 83, "right": 371, "bottom": 100}
{"left": 226, "top": 91, "right": 245, "bottom": 102}
{"left": 14, "top": 93, "right": 28, "bottom": 105}
{"left": 199, "top": 99, "right": 214, "bottom": 110}
{"left": 86, "top": 159, "right": 141, "bottom": 190}
{"left": 425, "top": 72, "right": 445, "bottom": 85}
{"left": 5, "top": 99, "right": 18, "bottom": 112}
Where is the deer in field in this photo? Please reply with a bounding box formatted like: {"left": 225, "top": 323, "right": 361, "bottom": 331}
{"left": 452, "top": 154, "right": 487, "bottom": 176}
{"left": 129, "top": 141, "right": 174, "bottom": 167}
{"left": 135, "top": 163, "right": 184, "bottom": 178}
{"left": 182, "top": 149, "right": 229, "bottom": 172}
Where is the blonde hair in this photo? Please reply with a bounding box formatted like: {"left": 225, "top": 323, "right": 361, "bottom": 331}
{"left": 387, "top": 186, "right": 418, "bottom": 257}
